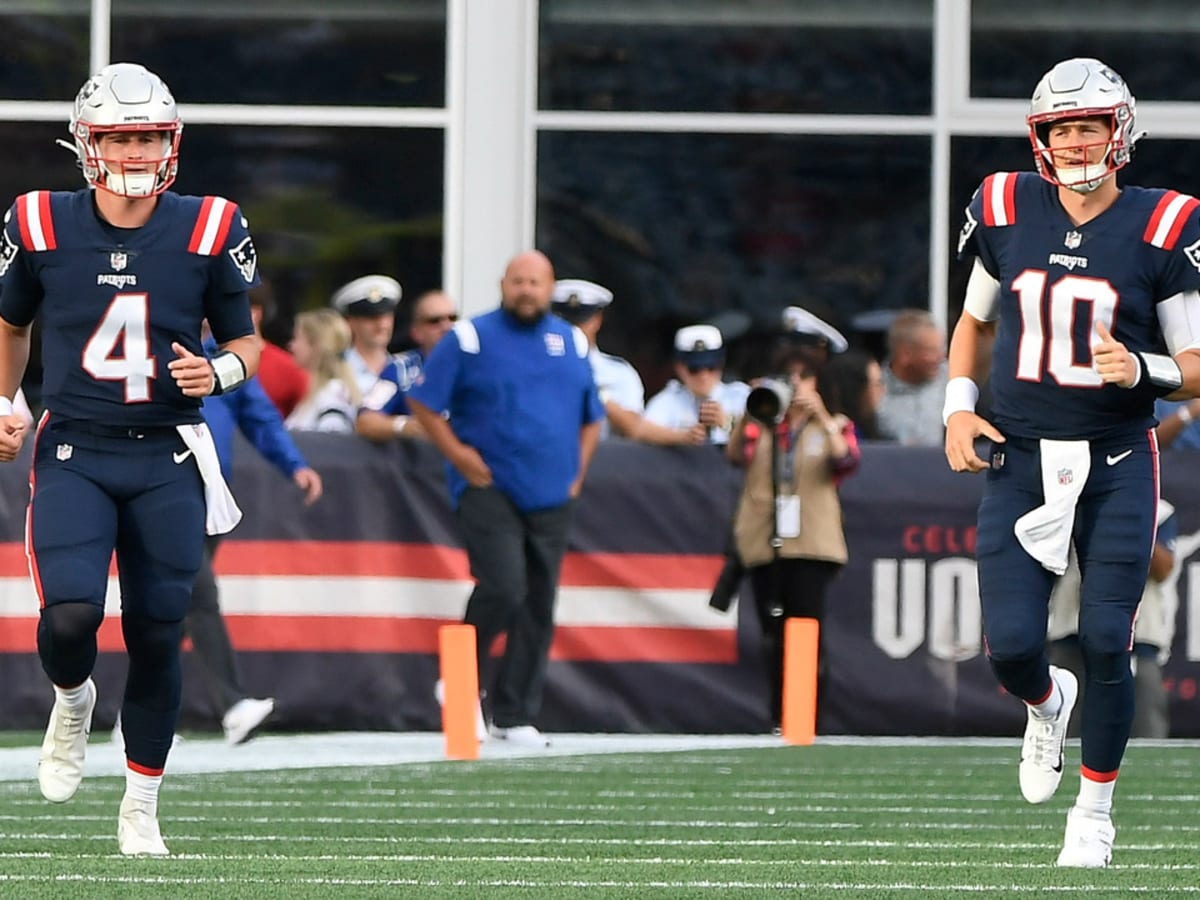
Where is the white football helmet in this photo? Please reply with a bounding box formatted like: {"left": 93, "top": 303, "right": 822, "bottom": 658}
{"left": 63, "top": 63, "right": 182, "bottom": 198}
{"left": 1027, "top": 58, "right": 1144, "bottom": 193}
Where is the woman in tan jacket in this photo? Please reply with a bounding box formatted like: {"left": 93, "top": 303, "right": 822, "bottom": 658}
{"left": 727, "top": 349, "right": 861, "bottom": 732}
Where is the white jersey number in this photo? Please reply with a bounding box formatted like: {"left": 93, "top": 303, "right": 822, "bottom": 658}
{"left": 81, "top": 293, "right": 156, "bottom": 402}
{"left": 1011, "top": 270, "right": 1117, "bottom": 387}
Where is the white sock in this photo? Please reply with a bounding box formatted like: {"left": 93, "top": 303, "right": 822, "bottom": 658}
{"left": 54, "top": 681, "right": 91, "bottom": 712}
{"left": 1075, "top": 773, "right": 1116, "bottom": 817}
{"left": 124, "top": 767, "right": 162, "bottom": 806}
{"left": 1029, "top": 679, "right": 1062, "bottom": 720}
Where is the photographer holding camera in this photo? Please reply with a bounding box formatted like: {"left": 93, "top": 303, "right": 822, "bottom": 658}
{"left": 725, "top": 347, "right": 861, "bottom": 733}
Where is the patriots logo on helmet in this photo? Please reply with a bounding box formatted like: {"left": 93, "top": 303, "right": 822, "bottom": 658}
{"left": 228, "top": 236, "right": 258, "bottom": 283}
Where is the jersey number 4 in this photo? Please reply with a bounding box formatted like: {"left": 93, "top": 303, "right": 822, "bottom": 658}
{"left": 1012, "top": 270, "right": 1116, "bottom": 388}
{"left": 82, "top": 293, "right": 156, "bottom": 402}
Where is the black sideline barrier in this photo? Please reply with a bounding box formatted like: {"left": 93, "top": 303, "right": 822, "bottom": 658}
{"left": 1, "top": 437, "right": 1197, "bottom": 737}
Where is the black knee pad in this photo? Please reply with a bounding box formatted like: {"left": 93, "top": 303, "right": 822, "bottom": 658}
{"left": 39, "top": 602, "right": 104, "bottom": 646}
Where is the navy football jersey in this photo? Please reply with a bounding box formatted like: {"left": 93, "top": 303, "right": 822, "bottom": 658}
{"left": 0, "top": 189, "right": 257, "bottom": 426}
{"left": 958, "top": 171, "right": 1200, "bottom": 440}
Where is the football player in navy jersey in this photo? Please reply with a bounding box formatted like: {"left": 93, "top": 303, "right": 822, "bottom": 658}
{"left": 944, "top": 58, "right": 1200, "bottom": 868}
{"left": 0, "top": 63, "right": 260, "bottom": 857}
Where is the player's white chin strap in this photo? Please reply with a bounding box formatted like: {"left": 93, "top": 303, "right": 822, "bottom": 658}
{"left": 53, "top": 138, "right": 156, "bottom": 197}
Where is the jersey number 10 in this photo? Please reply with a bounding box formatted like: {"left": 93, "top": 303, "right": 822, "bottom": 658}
{"left": 1011, "top": 270, "right": 1116, "bottom": 388}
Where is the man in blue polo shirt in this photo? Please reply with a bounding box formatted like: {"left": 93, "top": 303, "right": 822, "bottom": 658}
{"left": 408, "top": 250, "right": 604, "bottom": 749}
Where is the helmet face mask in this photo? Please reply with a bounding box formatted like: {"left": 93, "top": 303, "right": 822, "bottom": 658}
{"left": 68, "top": 63, "right": 182, "bottom": 198}
{"left": 1026, "top": 58, "right": 1143, "bottom": 194}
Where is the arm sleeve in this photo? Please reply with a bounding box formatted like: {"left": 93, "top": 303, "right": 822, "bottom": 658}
{"left": 407, "top": 331, "right": 462, "bottom": 414}
{"left": 235, "top": 377, "right": 309, "bottom": 476}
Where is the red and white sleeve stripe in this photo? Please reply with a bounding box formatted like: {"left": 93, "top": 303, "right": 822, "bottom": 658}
{"left": 187, "top": 196, "right": 237, "bottom": 255}
{"left": 15, "top": 191, "right": 56, "bottom": 252}
{"left": 981, "top": 172, "right": 1017, "bottom": 228}
{"left": 1143, "top": 190, "right": 1200, "bottom": 250}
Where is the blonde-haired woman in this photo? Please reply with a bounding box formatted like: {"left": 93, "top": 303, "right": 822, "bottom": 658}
{"left": 285, "top": 309, "right": 361, "bottom": 433}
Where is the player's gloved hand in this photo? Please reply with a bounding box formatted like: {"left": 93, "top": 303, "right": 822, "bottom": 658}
{"left": 0, "top": 416, "right": 26, "bottom": 463}
{"left": 1092, "top": 321, "right": 1137, "bottom": 387}
{"left": 168, "top": 342, "right": 215, "bottom": 397}
{"left": 944, "top": 411, "right": 1006, "bottom": 473}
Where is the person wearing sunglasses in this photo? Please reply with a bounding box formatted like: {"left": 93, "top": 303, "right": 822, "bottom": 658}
{"left": 644, "top": 324, "right": 750, "bottom": 445}
{"left": 357, "top": 289, "right": 459, "bottom": 442}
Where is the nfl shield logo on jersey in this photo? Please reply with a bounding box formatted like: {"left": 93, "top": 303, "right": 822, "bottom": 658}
{"left": 1064, "top": 231, "right": 1082, "bottom": 250}
{"left": 56, "top": 443, "right": 73, "bottom": 461}
{"left": 110, "top": 251, "right": 128, "bottom": 271}
{"left": 1057, "top": 468, "right": 1074, "bottom": 486}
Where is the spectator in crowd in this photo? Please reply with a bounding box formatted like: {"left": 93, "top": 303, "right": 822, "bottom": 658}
{"left": 1154, "top": 397, "right": 1200, "bottom": 449}
{"left": 249, "top": 280, "right": 309, "bottom": 420}
{"left": 943, "top": 57, "right": 1200, "bottom": 868}
{"left": 820, "top": 349, "right": 886, "bottom": 441}
{"left": 778, "top": 305, "right": 848, "bottom": 372}
{"left": 408, "top": 250, "right": 604, "bottom": 749}
{"left": 286, "top": 309, "right": 361, "bottom": 433}
{"left": 0, "top": 62, "right": 260, "bottom": 857}
{"left": 357, "top": 289, "right": 458, "bottom": 443}
{"left": 552, "top": 278, "right": 705, "bottom": 446}
{"left": 1047, "top": 500, "right": 1178, "bottom": 739}
{"left": 877, "top": 309, "right": 948, "bottom": 446}
{"left": 332, "top": 274, "right": 403, "bottom": 396}
{"left": 726, "top": 347, "right": 861, "bottom": 733}
{"left": 644, "top": 325, "right": 750, "bottom": 445}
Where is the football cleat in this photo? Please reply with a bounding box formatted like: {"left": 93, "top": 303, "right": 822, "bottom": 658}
{"left": 222, "top": 697, "right": 275, "bottom": 746}
{"left": 1056, "top": 806, "right": 1115, "bottom": 868}
{"left": 1019, "top": 665, "right": 1078, "bottom": 804}
{"left": 488, "top": 724, "right": 550, "bottom": 749}
{"left": 38, "top": 678, "right": 97, "bottom": 803}
{"left": 118, "top": 795, "right": 170, "bottom": 857}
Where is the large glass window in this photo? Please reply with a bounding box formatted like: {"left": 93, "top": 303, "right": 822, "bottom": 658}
{"left": 112, "top": 0, "right": 447, "bottom": 106}
{"left": 177, "top": 126, "right": 444, "bottom": 343}
{"left": 538, "top": 131, "right": 930, "bottom": 393}
{"left": 971, "top": 1, "right": 1200, "bottom": 101}
{"left": 0, "top": 3, "right": 90, "bottom": 101}
{"left": 540, "top": 0, "right": 933, "bottom": 114}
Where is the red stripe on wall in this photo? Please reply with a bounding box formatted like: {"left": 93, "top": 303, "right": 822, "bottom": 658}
{"left": 0, "top": 615, "right": 735, "bottom": 663}
{"left": 0, "top": 541, "right": 724, "bottom": 589}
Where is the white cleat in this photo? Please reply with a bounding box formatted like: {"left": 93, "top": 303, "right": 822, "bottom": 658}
{"left": 222, "top": 697, "right": 275, "bottom": 746}
{"left": 434, "top": 679, "right": 489, "bottom": 742}
{"left": 118, "top": 795, "right": 170, "bottom": 857}
{"left": 488, "top": 724, "right": 551, "bottom": 749}
{"left": 38, "top": 678, "right": 97, "bottom": 803}
{"left": 1019, "top": 665, "right": 1078, "bottom": 804}
{"left": 1056, "top": 806, "right": 1115, "bottom": 868}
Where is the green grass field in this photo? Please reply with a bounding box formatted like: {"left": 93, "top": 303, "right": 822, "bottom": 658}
{"left": 0, "top": 736, "right": 1196, "bottom": 898}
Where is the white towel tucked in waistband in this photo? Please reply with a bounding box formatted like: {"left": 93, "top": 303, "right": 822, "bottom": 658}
{"left": 175, "top": 422, "right": 242, "bottom": 535}
{"left": 1013, "top": 438, "right": 1090, "bottom": 575}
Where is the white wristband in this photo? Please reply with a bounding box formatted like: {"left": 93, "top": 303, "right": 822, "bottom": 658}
{"left": 0, "top": 397, "right": 12, "bottom": 417}
{"left": 210, "top": 351, "right": 247, "bottom": 395}
{"left": 392, "top": 415, "right": 409, "bottom": 435}
{"left": 942, "top": 377, "right": 979, "bottom": 425}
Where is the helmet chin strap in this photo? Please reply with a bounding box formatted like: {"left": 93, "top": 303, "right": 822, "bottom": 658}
{"left": 1054, "top": 163, "right": 1111, "bottom": 194}
{"left": 104, "top": 172, "right": 157, "bottom": 197}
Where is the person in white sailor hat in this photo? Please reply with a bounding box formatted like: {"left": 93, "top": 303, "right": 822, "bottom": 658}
{"left": 330, "top": 274, "right": 403, "bottom": 396}
{"left": 551, "top": 281, "right": 710, "bottom": 445}
{"left": 643, "top": 323, "right": 750, "bottom": 445}
{"left": 779, "top": 305, "right": 849, "bottom": 370}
